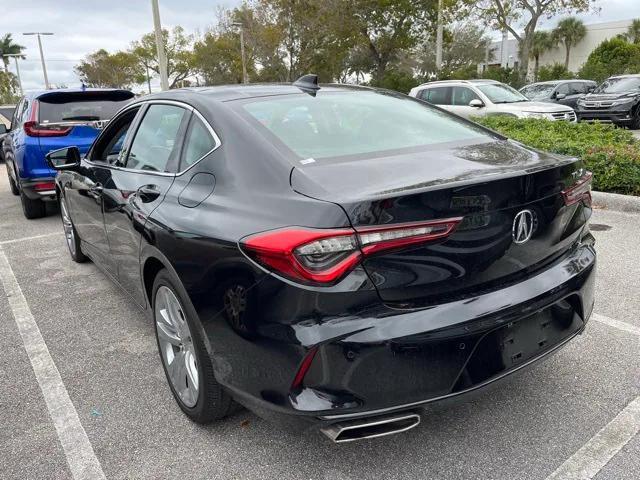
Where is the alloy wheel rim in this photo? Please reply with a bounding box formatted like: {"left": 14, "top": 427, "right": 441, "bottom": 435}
{"left": 155, "top": 286, "right": 199, "bottom": 408}
{"left": 60, "top": 198, "right": 76, "bottom": 256}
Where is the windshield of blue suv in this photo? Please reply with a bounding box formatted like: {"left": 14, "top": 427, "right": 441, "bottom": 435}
{"left": 594, "top": 77, "right": 640, "bottom": 94}
{"left": 239, "top": 91, "right": 491, "bottom": 160}
{"left": 477, "top": 84, "right": 529, "bottom": 104}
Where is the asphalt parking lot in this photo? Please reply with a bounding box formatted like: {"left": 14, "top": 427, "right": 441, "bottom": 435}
{"left": 0, "top": 167, "right": 638, "bottom": 480}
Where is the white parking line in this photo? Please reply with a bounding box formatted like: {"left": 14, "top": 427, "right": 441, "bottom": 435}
{"left": 545, "top": 396, "right": 640, "bottom": 480}
{"left": 592, "top": 312, "right": 640, "bottom": 337}
{"left": 0, "top": 247, "right": 106, "bottom": 480}
{"left": 0, "top": 232, "right": 62, "bottom": 245}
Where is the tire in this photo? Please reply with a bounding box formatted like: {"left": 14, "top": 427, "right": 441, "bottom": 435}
{"left": 59, "top": 194, "right": 87, "bottom": 263}
{"left": 6, "top": 162, "right": 18, "bottom": 195}
{"left": 629, "top": 110, "right": 640, "bottom": 130}
{"left": 19, "top": 189, "right": 46, "bottom": 219}
{"left": 152, "top": 269, "right": 233, "bottom": 423}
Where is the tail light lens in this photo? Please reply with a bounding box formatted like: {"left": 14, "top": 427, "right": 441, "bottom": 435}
{"left": 33, "top": 181, "right": 56, "bottom": 191}
{"left": 562, "top": 171, "right": 593, "bottom": 207}
{"left": 23, "top": 100, "right": 72, "bottom": 137}
{"left": 241, "top": 217, "right": 462, "bottom": 285}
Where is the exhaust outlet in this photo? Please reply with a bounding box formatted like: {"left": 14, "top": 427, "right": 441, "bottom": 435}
{"left": 321, "top": 413, "right": 421, "bottom": 443}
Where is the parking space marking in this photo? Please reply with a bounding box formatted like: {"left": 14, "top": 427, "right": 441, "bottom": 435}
{"left": 0, "top": 232, "right": 62, "bottom": 245}
{"left": 545, "top": 396, "right": 640, "bottom": 480}
{"left": 0, "top": 247, "right": 106, "bottom": 480}
{"left": 592, "top": 312, "right": 640, "bottom": 337}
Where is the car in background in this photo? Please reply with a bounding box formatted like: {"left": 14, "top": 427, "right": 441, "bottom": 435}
{"left": 0, "top": 112, "right": 11, "bottom": 163}
{"left": 2, "top": 88, "right": 134, "bottom": 218}
{"left": 48, "top": 78, "right": 595, "bottom": 442}
{"left": 409, "top": 79, "right": 576, "bottom": 121}
{"left": 576, "top": 74, "right": 640, "bottom": 129}
{"left": 520, "top": 80, "right": 596, "bottom": 109}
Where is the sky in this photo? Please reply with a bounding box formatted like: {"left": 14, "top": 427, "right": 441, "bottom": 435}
{"left": 2, "top": 0, "right": 640, "bottom": 92}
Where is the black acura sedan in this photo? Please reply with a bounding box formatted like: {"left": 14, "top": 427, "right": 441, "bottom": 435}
{"left": 47, "top": 77, "right": 596, "bottom": 443}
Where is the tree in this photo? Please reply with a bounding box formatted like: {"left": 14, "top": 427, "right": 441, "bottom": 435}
{"left": 130, "top": 26, "right": 195, "bottom": 88}
{"left": 75, "top": 49, "right": 143, "bottom": 88}
{"left": 624, "top": 19, "right": 640, "bottom": 44}
{"left": 579, "top": 37, "right": 640, "bottom": 83}
{"left": 553, "top": 17, "right": 586, "bottom": 70}
{"left": 0, "top": 34, "right": 25, "bottom": 73}
{"left": 529, "top": 31, "right": 555, "bottom": 81}
{"left": 0, "top": 70, "right": 19, "bottom": 103}
{"left": 476, "top": 0, "right": 597, "bottom": 81}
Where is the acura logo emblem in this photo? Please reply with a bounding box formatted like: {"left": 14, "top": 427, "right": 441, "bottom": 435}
{"left": 512, "top": 209, "right": 535, "bottom": 244}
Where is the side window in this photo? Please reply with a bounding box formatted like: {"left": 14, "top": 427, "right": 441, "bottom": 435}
{"left": 556, "top": 83, "right": 570, "bottom": 95}
{"left": 452, "top": 87, "right": 480, "bottom": 106}
{"left": 10, "top": 99, "right": 23, "bottom": 129}
{"left": 125, "top": 104, "right": 187, "bottom": 172}
{"left": 181, "top": 116, "right": 216, "bottom": 169}
{"left": 90, "top": 107, "right": 140, "bottom": 164}
{"left": 421, "top": 87, "right": 452, "bottom": 105}
{"left": 571, "top": 82, "right": 588, "bottom": 94}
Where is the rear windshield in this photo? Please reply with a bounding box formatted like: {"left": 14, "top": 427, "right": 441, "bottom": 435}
{"left": 239, "top": 91, "right": 490, "bottom": 160}
{"left": 38, "top": 91, "right": 134, "bottom": 124}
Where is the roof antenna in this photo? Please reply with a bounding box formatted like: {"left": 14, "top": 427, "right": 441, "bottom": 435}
{"left": 293, "top": 74, "right": 320, "bottom": 96}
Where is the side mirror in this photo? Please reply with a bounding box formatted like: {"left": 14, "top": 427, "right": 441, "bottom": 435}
{"left": 588, "top": 86, "right": 596, "bottom": 92}
{"left": 469, "top": 99, "right": 484, "bottom": 108}
{"left": 555, "top": 93, "right": 567, "bottom": 100}
{"left": 46, "top": 146, "right": 81, "bottom": 171}
{"left": 0, "top": 124, "right": 7, "bottom": 135}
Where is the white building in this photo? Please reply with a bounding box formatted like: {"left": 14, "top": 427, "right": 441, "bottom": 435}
{"left": 479, "top": 19, "right": 635, "bottom": 76}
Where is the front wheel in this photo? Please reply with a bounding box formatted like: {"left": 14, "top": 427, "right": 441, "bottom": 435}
{"left": 152, "top": 270, "right": 233, "bottom": 423}
{"left": 60, "top": 194, "right": 87, "bottom": 263}
{"left": 7, "top": 165, "right": 19, "bottom": 195}
{"left": 629, "top": 110, "right": 640, "bottom": 130}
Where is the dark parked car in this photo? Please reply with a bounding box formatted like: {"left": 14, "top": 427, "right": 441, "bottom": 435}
{"left": 576, "top": 74, "right": 640, "bottom": 129}
{"left": 520, "top": 80, "right": 596, "bottom": 109}
{"left": 2, "top": 89, "right": 134, "bottom": 219}
{"left": 48, "top": 78, "right": 596, "bottom": 443}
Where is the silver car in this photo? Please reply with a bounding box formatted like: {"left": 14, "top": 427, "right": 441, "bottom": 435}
{"left": 409, "top": 79, "right": 576, "bottom": 121}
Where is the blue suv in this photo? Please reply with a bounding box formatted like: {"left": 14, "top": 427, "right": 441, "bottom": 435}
{"left": 2, "top": 88, "right": 134, "bottom": 218}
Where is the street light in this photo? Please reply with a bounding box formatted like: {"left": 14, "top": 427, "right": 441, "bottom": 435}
{"left": 23, "top": 32, "right": 53, "bottom": 89}
{"left": 232, "top": 22, "right": 248, "bottom": 84}
{"left": 150, "top": 0, "right": 169, "bottom": 91}
{"left": 3, "top": 54, "right": 24, "bottom": 96}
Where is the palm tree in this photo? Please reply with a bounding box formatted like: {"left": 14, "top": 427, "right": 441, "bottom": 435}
{"left": 624, "top": 19, "right": 640, "bottom": 44}
{"left": 0, "top": 34, "right": 25, "bottom": 73}
{"left": 553, "top": 17, "right": 587, "bottom": 71}
{"left": 529, "top": 31, "right": 555, "bottom": 81}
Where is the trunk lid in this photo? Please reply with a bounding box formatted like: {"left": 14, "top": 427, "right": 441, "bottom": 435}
{"left": 291, "top": 139, "right": 589, "bottom": 307}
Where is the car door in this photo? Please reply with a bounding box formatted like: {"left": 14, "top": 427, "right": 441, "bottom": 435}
{"left": 64, "top": 105, "right": 143, "bottom": 277}
{"left": 102, "top": 102, "right": 190, "bottom": 307}
{"left": 553, "top": 83, "right": 573, "bottom": 107}
{"left": 449, "top": 86, "right": 483, "bottom": 119}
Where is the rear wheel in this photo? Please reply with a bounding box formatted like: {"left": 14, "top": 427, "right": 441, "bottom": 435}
{"left": 6, "top": 162, "right": 19, "bottom": 195}
{"left": 152, "top": 270, "right": 233, "bottom": 423}
{"left": 19, "top": 189, "right": 46, "bottom": 219}
{"left": 60, "top": 194, "right": 87, "bottom": 263}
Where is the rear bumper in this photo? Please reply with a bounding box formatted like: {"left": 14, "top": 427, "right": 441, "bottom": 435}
{"left": 577, "top": 109, "right": 634, "bottom": 124}
{"left": 19, "top": 177, "right": 57, "bottom": 200}
{"left": 220, "top": 241, "right": 596, "bottom": 433}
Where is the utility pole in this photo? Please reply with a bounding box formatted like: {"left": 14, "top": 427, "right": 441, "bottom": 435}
{"left": 3, "top": 54, "right": 23, "bottom": 95}
{"left": 233, "top": 22, "right": 248, "bottom": 84}
{"left": 23, "top": 32, "right": 53, "bottom": 89}
{"left": 150, "top": 0, "right": 169, "bottom": 91}
{"left": 435, "top": 0, "right": 443, "bottom": 73}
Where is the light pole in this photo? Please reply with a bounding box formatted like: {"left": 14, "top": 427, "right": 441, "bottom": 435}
{"left": 435, "top": 0, "right": 443, "bottom": 73}
{"left": 23, "top": 32, "right": 53, "bottom": 89}
{"left": 232, "top": 22, "right": 248, "bottom": 84}
{"left": 3, "top": 54, "right": 23, "bottom": 96}
{"left": 150, "top": 0, "right": 169, "bottom": 91}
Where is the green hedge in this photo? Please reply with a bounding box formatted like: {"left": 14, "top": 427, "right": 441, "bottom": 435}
{"left": 473, "top": 117, "right": 640, "bottom": 196}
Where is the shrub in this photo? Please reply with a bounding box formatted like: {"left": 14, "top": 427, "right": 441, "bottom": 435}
{"left": 578, "top": 37, "right": 640, "bottom": 83}
{"left": 473, "top": 116, "right": 640, "bottom": 195}
{"left": 537, "top": 63, "right": 574, "bottom": 82}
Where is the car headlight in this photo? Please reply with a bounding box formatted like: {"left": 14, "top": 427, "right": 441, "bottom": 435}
{"left": 612, "top": 97, "right": 636, "bottom": 106}
{"left": 520, "top": 111, "right": 549, "bottom": 119}
{"left": 577, "top": 99, "right": 586, "bottom": 106}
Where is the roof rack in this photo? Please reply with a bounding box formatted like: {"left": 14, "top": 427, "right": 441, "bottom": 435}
{"left": 416, "top": 78, "right": 501, "bottom": 88}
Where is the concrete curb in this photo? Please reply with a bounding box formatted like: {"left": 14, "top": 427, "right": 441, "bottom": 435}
{"left": 592, "top": 191, "right": 640, "bottom": 214}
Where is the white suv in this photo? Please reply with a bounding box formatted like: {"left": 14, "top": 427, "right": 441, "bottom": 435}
{"left": 409, "top": 79, "right": 576, "bottom": 121}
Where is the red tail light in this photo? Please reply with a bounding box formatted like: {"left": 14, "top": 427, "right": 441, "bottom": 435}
{"left": 33, "top": 182, "right": 56, "bottom": 191}
{"left": 241, "top": 218, "right": 462, "bottom": 285}
{"left": 562, "top": 171, "right": 592, "bottom": 207}
{"left": 23, "top": 100, "right": 72, "bottom": 137}
{"left": 291, "top": 347, "right": 318, "bottom": 390}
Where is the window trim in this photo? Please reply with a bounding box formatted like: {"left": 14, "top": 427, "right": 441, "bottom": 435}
{"left": 84, "top": 99, "right": 221, "bottom": 177}
{"left": 178, "top": 112, "right": 218, "bottom": 171}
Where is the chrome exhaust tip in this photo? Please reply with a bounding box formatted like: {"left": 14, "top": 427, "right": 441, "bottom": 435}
{"left": 320, "top": 413, "right": 421, "bottom": 443}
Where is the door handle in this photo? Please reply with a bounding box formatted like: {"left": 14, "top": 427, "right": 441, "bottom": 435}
{"left": 137, "top": 184, "right": 161, "bottom": 203}
{"left": 88, "top": 183, "right": 103, "bottom": 198}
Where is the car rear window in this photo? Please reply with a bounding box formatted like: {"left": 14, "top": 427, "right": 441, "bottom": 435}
{"left": 239, "top": 91, "right": 490, "bottom": 161}
{"left": 37, "top": 91, "right": 134, "bottom": 124}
